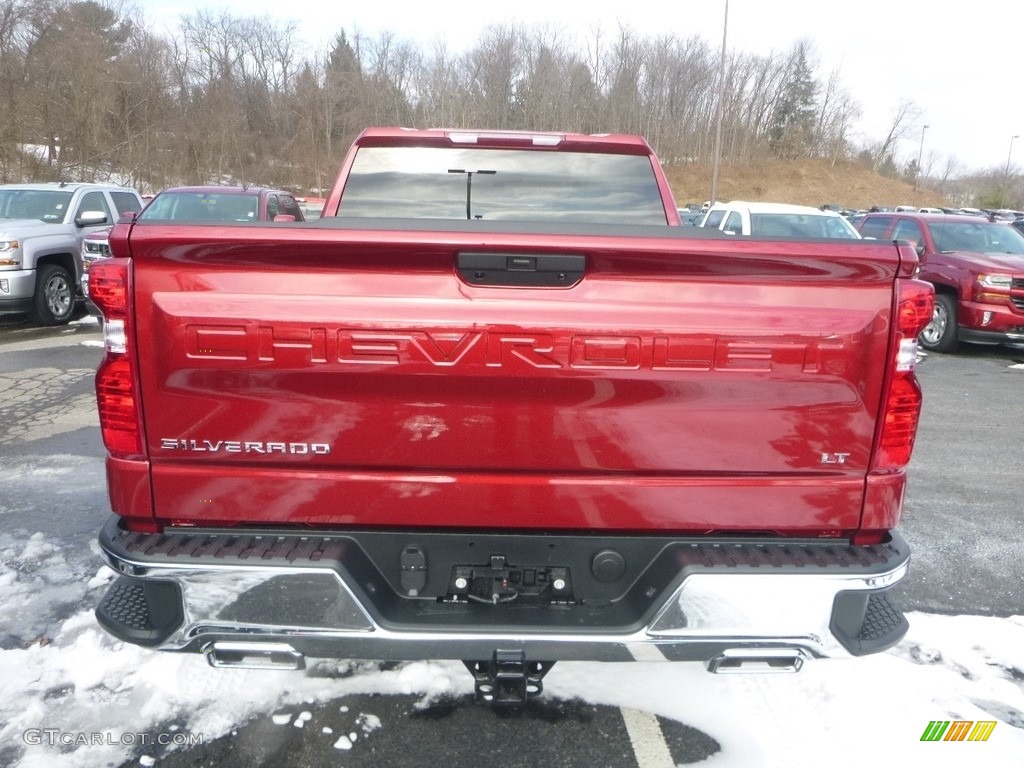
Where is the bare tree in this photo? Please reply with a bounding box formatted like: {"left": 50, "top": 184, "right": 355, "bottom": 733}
{"left": 0, "top": 5, "right": 984, "bottom": 204}
{"left": 870, "top": 99, "right": 922, "bottom": 172}
{"left": 0, "top": 0, "right": 34, "bottom": 179}
{"left": 463, "top": 24, "right": 523, "bottom": 128}
{"left": 109, "top": 23, "right": 175, "bottom": 190}
{"left": 937, "top": 155, "right": 964, "bottom": 197}
{"left": 729, "top": 52, "right": 783, "bottom": 161}
{"left": 514, "top": 26, "right": 583, "bottom": 131}
{"left": 363, "top": 31, "right": 417, "bottom": 126}
{"left": 603, "top": 24, "right": 644, "bottom": 135}
{"left": 414, "top": 39, "right": 467, "bottom": 128}
{"left": 815, "top": 66, "right": 860, "bottom": 165}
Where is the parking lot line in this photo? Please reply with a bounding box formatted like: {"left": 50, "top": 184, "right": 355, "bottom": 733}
{"left": 621, "top": 707, "right": 675, "bottom": 768}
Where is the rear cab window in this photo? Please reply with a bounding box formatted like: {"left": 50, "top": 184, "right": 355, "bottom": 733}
{"left": 337, "top": 146, "right": 668, "bottom": 224}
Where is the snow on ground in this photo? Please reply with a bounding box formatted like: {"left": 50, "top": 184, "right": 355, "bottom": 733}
{"left": 0, "top": 532, "right": 1021, "bottom": 768}
{"left": 13, "top": 146, "right": 135, "bottom": 187}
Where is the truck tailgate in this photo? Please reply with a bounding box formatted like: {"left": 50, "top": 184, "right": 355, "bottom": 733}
{"left": 126, "top": 223, "right": 899, "bottom": 533}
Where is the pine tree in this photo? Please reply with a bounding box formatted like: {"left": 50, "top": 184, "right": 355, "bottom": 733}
{"left": 768, "top": 42, "right": 818, "bottom": 159}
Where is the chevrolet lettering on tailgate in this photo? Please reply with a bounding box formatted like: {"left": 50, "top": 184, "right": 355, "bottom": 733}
{"left": 185, "top": 324, "right": 845, "bottom": 374}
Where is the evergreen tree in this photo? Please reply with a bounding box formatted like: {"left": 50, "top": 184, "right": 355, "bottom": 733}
{"left": 324, "top": 31, "right": 366, "bottom": 154}
{"left": 768, "top": 42, "right": 817, "bottom": 159}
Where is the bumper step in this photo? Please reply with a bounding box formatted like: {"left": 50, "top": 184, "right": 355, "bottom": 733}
{"left": 95, "top": 576, "right": 184, "bottom": 648}
{"left": 831, "top": 590, "right": 909, "bottom": 655}
{"left": 95, "top": 516, "right": 912, "bottom": 664}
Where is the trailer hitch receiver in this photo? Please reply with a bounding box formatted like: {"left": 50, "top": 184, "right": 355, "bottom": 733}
{"left": 463, "top": 650, "right": 555, "bottom": 704}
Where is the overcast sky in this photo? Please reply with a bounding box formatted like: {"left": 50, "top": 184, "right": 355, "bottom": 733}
{"left": 137, "top": 0, "right": 1023, "bottom": 174}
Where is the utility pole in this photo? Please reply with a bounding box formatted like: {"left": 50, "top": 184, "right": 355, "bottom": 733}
{"left": 1001, "top": 135, "right": 1018, "bottom": 209}
{"left": 709, "top": 0, "right": 729, "bottom": 208}
{"left": 914, "top": 124, "right": 928, "bottom": 193}
{"left": 448, "top": 169, "right": 497, "bottom": 220}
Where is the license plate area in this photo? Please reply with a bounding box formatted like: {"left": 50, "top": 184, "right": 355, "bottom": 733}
{"left": 445, "top": 555, "right": 574, "bottom": 605}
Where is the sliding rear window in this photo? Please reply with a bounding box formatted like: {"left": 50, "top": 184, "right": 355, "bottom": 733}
{"left": 338, "top": 146, "right": 668, "bottom": 224}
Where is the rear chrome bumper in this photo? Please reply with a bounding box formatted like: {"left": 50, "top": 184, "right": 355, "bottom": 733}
{"left": 96, "top": 516, "right": 910, "bottom": 669}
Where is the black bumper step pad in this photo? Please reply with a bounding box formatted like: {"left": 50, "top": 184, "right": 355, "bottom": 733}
{"left": 830, "top": 589, "right": 909, "bottom": 656}
{"left": 95, "top": 576, "right": 184, "bottom": 647}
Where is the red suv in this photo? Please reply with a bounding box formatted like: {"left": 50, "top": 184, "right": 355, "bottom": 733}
{"left": 857, "top": 212, "right": 1024, "bottom": 352}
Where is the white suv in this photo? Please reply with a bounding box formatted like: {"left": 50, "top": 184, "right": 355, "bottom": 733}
{"left": 700, "top": 201, "right": 861, "bottom": 239}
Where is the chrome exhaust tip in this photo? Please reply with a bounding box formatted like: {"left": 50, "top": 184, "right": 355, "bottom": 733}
{"left": 706, "top": 648, "right": 807, "bottom": 674}
{"left": 203, "top": 641, "right": 306, "bottom": 671}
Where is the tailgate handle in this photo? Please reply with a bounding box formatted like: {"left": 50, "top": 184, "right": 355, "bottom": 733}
{"left": 457, "top": 252, "right": 585, "bottom": 288}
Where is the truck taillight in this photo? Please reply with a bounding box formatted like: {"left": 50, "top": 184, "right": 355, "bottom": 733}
{"left": 92, "top": 259, "right": 145, "bottom": 460}
{"left": 89, "top": 260, "right": 129, "bottom": 319}
{"left": 97, "top": 358, "right": 143, "bottom": 456}
{"left": 873, "top": 279, "right": 934, "bottom": 471}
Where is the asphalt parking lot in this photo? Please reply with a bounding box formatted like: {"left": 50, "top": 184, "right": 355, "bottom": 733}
{"left": 894, "top": 343, "right": 1024, "bottom": 617}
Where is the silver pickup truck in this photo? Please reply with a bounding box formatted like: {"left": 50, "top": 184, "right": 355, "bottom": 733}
{"left": 0, "top": 183, "right": 143, "bottom": 325}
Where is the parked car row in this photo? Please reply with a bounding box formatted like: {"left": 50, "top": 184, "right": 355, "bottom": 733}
{"left": 78, "top": 186, "right": 307, "bottom": 321}
{"left": 8, "top": 180, "right": 1022, "bottom": 360}
{"left": 845, "top": 205, "right": 1024, "bottom": 225}
{"left": 687, "top": 199, "right": 1023, "bottom": 355}
{"left": 0, "top": 182, "right": 318, "bottom": 326}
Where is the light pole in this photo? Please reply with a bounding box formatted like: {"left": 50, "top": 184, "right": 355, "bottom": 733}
{"left": 709, "top": 0, "right": 729, "bottom": 208}
{"left": 1001, "top": 135, "right": 1018, "bottom": 209}
{"left": 448, "top": 168, "right": 496, "bottom": 219}
{"left": 913, "top": 124, "right": 928, "bottom": 193}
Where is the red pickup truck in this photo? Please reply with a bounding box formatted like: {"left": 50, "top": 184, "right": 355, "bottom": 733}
{"left": 857, "top": 211, "right": 1024, "bottom": 352}
{"left": 90, "top": 128, "right": 933, "bottom": 703}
